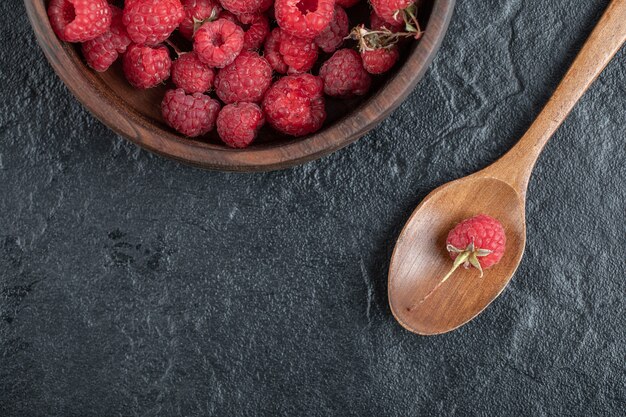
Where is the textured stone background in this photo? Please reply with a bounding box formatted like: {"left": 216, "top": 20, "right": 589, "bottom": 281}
{"left": 1, "top": 0, "right": 625, "bottom": 416}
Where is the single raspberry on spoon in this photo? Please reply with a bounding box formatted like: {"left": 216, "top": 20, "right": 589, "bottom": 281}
{"left": 48, "top": 0, "right": 112, "bottom": 43}
{"left": 421, "top": 214, "right": 506, "bottom": 303}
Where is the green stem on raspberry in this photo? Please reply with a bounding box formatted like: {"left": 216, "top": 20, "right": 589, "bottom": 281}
{"left": 419, "top": 241, "right": 493, "bottom": 304}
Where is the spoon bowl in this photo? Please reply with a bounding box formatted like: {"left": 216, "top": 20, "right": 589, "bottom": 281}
{"left": 389, "top": 176, "right": 526, "bottom": 335}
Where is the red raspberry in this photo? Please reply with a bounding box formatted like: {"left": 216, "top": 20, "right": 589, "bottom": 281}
{"left": 314, "top": 5, "right": 349, "bottom": 54}
{"left": 370, "top": 0, "right": 414, "bottom": 25}
{"left": 319, "top": 49, "right": 371, "bottom": 97}
{"left": 82, "top": 5, "right": 131, "bottom": 72}
{"left": 171, "top": 52, "right": 215, "bottom": 94}
{"left": 279, "top": 32, "right": 318, "bottom": 74}
{"left": 122, "top": 43, "right": 172, "bottom": 89}
{"left": 48, "top": 0, "right": 112, "bottom": 43}
{"left": 262, "top": 74, "right": 326, "bottom": 137}
{"left": 217, "top": 103, "right": 265, "bottom": 148}
{"left": 421, "top": 214, "right": 506, "bottom": 303}
{"left": 264, "top": 28, "right": 288, "bottom": 74}
{"left": 336, "top": 0, "right": 360, "bottom": 7}
{"left": 446, "top": 215, "right": 506, "bottom": 272}
{"left": 275, "top": 0, "right": 335, "bottom": 39}
{"left": 238, "top": 13, "right": 270, "bottom": 50}
{"left": 179, "top": 0, "right": 222, "bottom": 40}
{"left": 194, "top": 18, "right": 244, "bottom": 68}
{"left": 214, "top": 51, "right": 272, "bottom": 103}
{"left": 361, "top": 46, "right": 400, "bottom": 74}
{"left": 219, "top": 0, "right": 271, "bottom": 15}
{"left": 370, "top": 10, "right": 404, "bottom": 32}
{"left": 123, "top": 0, "right": 184, "bottom": 46}
{"left": 161, "top": 88, "right": 221, "bottom": 137}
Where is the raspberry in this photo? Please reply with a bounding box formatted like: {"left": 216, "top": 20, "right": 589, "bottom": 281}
{"left": 319, "top": 49, "right": 371, "bottom": 97}
{"left": 370, "top": 0, "right": 414, "bottom": 25}
{"left": 48, "top": 0, "right": 112, "bottom": 43}
{"left": 264, "top": 28, "right": 288, "bottom": 74}
{"left": 123, "top": 0, "right": 185, "bottom": 46}
{"left": 82, "top": 5, "right": 131, "bottom": 72}
{"left": 219, "top": 0, "right": 271, "bottom": 15}
{"left": 179, "top": 0, "right": 222, "bottom": 40}
{"left": 370, "top": 10, "right": 404, "bottom": 32}
{"left": 262, "top": 74, "right": 326, "bottom": 137}
{"left": 238, "top": 13, "right": 270, "bottom": 50}
{"left": 314, "top": 5, "right": 349, "bottom": 54}
{"left": 171, "top": 52, "right": 215, "bottom": 94}
{"left": 446, "top": 215, "right": 506, "bottom": 271}
{"left": 122, "top": 43, "right": 172, "bottom": 89}
{"left": 279, "top": 32, "right": 318, "bottom": 74}
{"left": 361, "top": 46, "right": 400, "bottom": 74}
{"left": 161, "top": 88, "right": 221, "bottom": 137}
{"left": 194, "top": 18, "right": 244, "bottom": 68}
{"left": 217, "top": 103, "right": 265, "bottom": 148}
{"left": 420, "top": 214, "right": 506, "bottom": 304}
{"left": 336, "top": 0, "right": 360, "bottom": 7}
{"left": 275, "top": 0, "right": 336, "bottom": 39}
{"left": 214, "top": 51, "right": 272, "bottom": 103}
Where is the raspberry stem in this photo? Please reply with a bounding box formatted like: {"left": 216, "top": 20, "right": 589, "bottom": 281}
{"left": 418, "top": 241, "right": 493, "bottom": 304}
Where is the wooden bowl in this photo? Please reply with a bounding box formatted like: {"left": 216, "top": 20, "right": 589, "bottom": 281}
{"left": 25, "top": 0, "right": 455, "bottom": 172}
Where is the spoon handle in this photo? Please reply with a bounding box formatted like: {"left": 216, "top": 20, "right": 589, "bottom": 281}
{"left": 483, "top": 0, "right": 626, "bottom": 195}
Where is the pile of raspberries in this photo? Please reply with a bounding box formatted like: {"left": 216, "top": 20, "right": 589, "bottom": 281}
{"left": 48, "top": 0, "right": 423, "bottom": 148}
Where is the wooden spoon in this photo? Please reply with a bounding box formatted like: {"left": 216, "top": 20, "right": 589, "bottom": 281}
{"left": 388, "top": 0, "right": 626, "bottom": 335}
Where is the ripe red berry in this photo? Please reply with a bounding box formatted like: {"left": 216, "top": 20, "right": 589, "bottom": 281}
{"left": 279, "top": 32, "right": 319, "bottom": 74}
{"left": 122, "top": 44, "right": 172, "bottom": 89}
{"left": 262, "top": 74, "right": 326, "bottom": 137}
{"left": 215, "top": 51, "right": 272, "bottom": 103}
{"left": 82, "top": 5, "right": 131, "bottom": 72}
{"left": 238, "top": 13, "right": 270, "bottom": 50}
{"left": 275, "top": 0, "right": 336, "bottom": 39}
{"left": 217, "top": 103, "right": 265, "bottom": 148}
{"left": 420, "top": 214, "right": 506, "bottom": 304}
{"left": 194, "top": 18, "right": 244, "bottom": 68}
{"left": 48, "top": 0, "right": 112, "bottom": 43}
{"left": 446, "top": 215, "right": 506, "bottom": 272}
{"left": 370, "top": 0, "right": 414, "bottom": 25}
{"left": 171, "top": 52, "right": 215, "bottom": 94}
{"left": 361, "top": 46, "right": 400, "bottom": 75}
{"left": 315, "top": 5, "right": 349, "bottom": 54}
{"left": 336, "top": 0, "right": 360, "bottom": 7}
{"left": 161, "top": 89, "right": 221, "bottom": 137}
{"left": 319, "top": 49, "right": 371, "bottom": 97}
{"left": 179, "top": 0, "right": 222, "bottom": 40}
{"left": 264, "top": 28, "right": 288, "bottom": 74}
{"left": 219, "top": 0, "right": 272, "bottom": 15}
{"left": 123, "top": 0, "right": 184, "bottom": 46}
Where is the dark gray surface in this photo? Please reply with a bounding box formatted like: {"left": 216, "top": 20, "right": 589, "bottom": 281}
{"left": 1, "top": 0, "right": 625, "bottom": 416}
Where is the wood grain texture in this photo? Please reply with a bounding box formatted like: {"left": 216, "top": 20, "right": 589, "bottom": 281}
{"left": 389, "top": 0, "right": 626, "bottom": 335}
{"left": 24, "top": 0, "right": 456, "bottom": 172}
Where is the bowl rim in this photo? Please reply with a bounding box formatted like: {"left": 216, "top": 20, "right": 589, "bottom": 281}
{"left": 25, "top": 0, "right": 456, "bottom": 172}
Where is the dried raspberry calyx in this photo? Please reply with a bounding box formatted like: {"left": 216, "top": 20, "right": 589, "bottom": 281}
{"left": 445, "top": 240, "right": 493, "bottom": 278}
{"left": 351, "top": 25, "right": 419, "bottom": 52}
